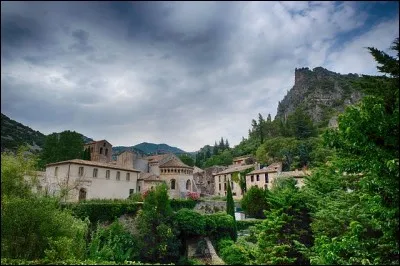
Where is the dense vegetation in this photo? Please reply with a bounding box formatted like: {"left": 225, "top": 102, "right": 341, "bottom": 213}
{"left": 1, "top": 38, "right": 398, "bottom": 265}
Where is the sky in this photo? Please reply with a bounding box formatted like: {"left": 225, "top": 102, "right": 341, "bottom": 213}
{"left": 1, "top": 1, "right": 399, "bottom": 152}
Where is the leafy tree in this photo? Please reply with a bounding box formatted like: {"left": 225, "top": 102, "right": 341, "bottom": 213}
{"left": 255, "top": 178, "right": 313, "bottom": 265}
{"left": 39, "top": 130, "right": 84, "bottom": 169}
{"left": 287, "top": 106, "right": 317, "bottom": 140}
{"left": 131, "top": 183, "right": 180, "bottom": 263}
{"left": 304, "top": 38, "right": 399, "bottom": 265}
{"left": 178, "top": 153, "right": 195, "bottom": 167}
{"left": 240, "top": 186, "right": 268, "bottom": 219}
{"left": 226, "top": 182, "right": 237, "bottom": 241}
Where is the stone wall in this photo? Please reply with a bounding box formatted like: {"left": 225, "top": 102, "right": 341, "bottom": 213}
{"left": 194, "top": 200, "right": 226, "bottom": 214}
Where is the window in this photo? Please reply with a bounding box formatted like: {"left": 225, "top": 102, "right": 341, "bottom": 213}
{"left": 231, "top": 182, "right": 234, "bottom": 189}
{"left": 105, "top": 148, "right": 108, "bottom": 156}
{"left": 218, "top": 176, "right": 221, "bottom": 182}
{"left": 103, "top": 143, "right": 106, "bottom": 147}
{"left": 79, "top": 188, "right": 87, "bottom": 201}
{"left": 129, "top": 189, "right": 134, "bottom": 195}
{"left": 126, "top": 173, "right": 130, "bottom": 181}
{"left": 251, "top": 175, "right": 254, "bottom": 182}
{"left": 265, "top": 173, "right": 269, "bottom": 183}
{"left": 233, "top": 192, "right": 236, "bottom": 196}
{"left": 116, "top": 171, "right": 120, "bottom": 181}
{"left": 91, "top": 147, "right": 93, "bottom": 152}
{"left": 93, "top": 168, "right": 98, "bottom": 178}
{"left": 138, "top": 186, "right": 141, "bottom": 192}
{"left": 186, "top": 180, "right": 191, "bottom": 191}
{"left": 78, "top": 167, "right": 84, "bottom": 177}
{"left": 256, "top": 174, "right": 259, "bottom": 181}
{"left": 208, "top": 181, "right": 210, "bottom": 185}
{"left": 100, "top": 147, "right": 103, "bottom": 154}
{"left": 55, "top": 167, "right": 58, "bottom": 177}
{"left": 171, "top": 179, "right": 176, "bottom": 189}
{"left": 224, "top": 175, "right": 226, "bottom": 181}
{"left": 106, "top": 170, "right": 110, "bottom": 179}
{"left": 224, "top": 183, "right": 226, "bottom": 191}
{"left": 219, "top": 183, "right": 221, "bottom": 190}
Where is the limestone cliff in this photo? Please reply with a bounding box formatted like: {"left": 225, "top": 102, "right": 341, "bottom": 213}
{"left": 275, "top": 67, "right": 363, "bottom": 126}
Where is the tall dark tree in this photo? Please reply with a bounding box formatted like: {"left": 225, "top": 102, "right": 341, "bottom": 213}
{"left": 226, "top": 181, "right": 237, "bottom": 241}
{"left": 219, "top": 137, "right": 225, "bottom": 151}
{"left": 225, "top": 139, "right": 230, "bottom": 150}
{"left": 258, "top": 113, "right": 265, "bottom": 144}
{"left": 213, "top": 141, "right": 219, "bottom": 155}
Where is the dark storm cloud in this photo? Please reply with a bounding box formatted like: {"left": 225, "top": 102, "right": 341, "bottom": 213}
{"left": 1, "top": 1, "right": 399, "bottom": 151}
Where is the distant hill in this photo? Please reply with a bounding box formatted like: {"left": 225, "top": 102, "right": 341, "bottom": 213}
{"left": 1, "top": 113, "right": 93, "bottom": 153}
{"left": 134, "top": 142, "right": 187, "bottom": 155}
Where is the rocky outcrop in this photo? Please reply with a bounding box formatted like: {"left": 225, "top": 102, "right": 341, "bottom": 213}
{"left": 275, "top": 67, "right": 363, "bottom": 126}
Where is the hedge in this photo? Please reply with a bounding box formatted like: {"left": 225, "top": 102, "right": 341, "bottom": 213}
{"left": 236, "top": 219, "right": 264, "bottom": 231}
{"left": 204, "top": 212, "right": 236, "bottom": 241}
{"left": 0, "top": 258, "right": 174, "bottom": 265}
{"left": 170, "top": 199, "right": 198, "bottom": 211}
{"left": 60, "top": 201, "right": 142, "bottom": 223}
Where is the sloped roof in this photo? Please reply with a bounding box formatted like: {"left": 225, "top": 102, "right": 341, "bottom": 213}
{"left": 277, "top": 170, "right": 311, "bottom": 178}
{"left": 46, "top": 159, "right": 140, "bottom": 172}
{"left": 138, "top": 172, "right": 164, "bottom": 182}
{"left": 214, "top": 164, "right": 254, "bottom": 175}
{"left": 145, "top": 154, "right": 171, "bottom": 163}
{"left": 193, "top": 166, "right": 204, "bottom": 173}
{"left": 159, "top": 158, "right": 193, "bottom": 168}
{"left": 248, "top": 168, "right": 278, "bottom": 175}
{"left": 85, "top": 139, "right": 112, "bottom": 146}
{"left": 233, "top": 155, "right": 253, "bottom": 161}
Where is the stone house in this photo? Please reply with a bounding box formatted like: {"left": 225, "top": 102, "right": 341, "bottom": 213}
{"left": 45, "top": 159, "right": 140, "bottom": 202}
{"left": 84, "top": 140, "right": 113, "bottom": 163}
{"left": 213, "top": 164, "right": 255, "bottom": 200}
{"left": 246, "top": 162, "right": 310, "bottom": 191}
{"left": 193, "top": 165, "right": 227, "bottom": 196}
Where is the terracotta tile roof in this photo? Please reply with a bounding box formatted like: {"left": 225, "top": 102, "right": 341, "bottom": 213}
{"left": 138, "top": 173, "right": 164, "bottom": 182}
{"left": 85, "top": 139, "right": 112, "bottom": 146}
{"left": 46, "top": 159, "right": 140, "bottom": 172}
{"left": 159, "top": 158, "right": 192, "bottom": 168}
{"left": 214, "top": 164, "right": 254, "bottom": 175}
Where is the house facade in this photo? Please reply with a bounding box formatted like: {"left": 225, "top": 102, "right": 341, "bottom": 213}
{"left": 45, "top": 159, "right": 140, "bottom": 202}
{"left": 213, "top": 164, "right": 255, "bottom": 199}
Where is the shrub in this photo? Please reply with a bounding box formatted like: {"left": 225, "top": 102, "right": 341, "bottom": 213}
{"left": 175, "top": 209, "right": 206, "bottom": 236}
{"left": 236, "top": 220, "right": 264, "bottom": 231}
{"left": 241, "top": 186, "right": 268, "bottom": 218}
{"left": 61, "top": 201, "right": 142, "bottom": 223}
{"left": 204, "top": 212, "right": 236, "bottom": 241}
{"left": 186, "top": 192, "right": 200, "bottom": 201}
{"left": 0, "top": 258, "right": 174, "bottom": 265}
{"left": 128, "top": 193, "right": 144, "bottom": 202}
{"left": 87, "top": 221, "right": 139, "bottom": 262}
{"left": 170, "top": 198, "right": 198, "bottom": 211}
{"left": 1, "top": 197, "right": 88, "bottom": 260}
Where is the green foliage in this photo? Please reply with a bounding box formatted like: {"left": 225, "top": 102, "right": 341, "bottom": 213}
{"left": 175, "top": 209, "right": 206, "bottom": 236}
{"left": 87, "top": 221, "right": 139, "bottom": 262}
{"left": 177, "top": 153, "right": 195, "bottom": 167}
{"left": 82, "top": 148, "right": 91, "bottom": 160}
{"left": 236, "top": 220, "right": 264, "bottom": 231}
{"left": 241, "top": 186, "right": 268, "bottom": 219}
{"left": 38, "top": 130, "right": 85, "bottom": 169}
{"left": 204, "top": 212, "right": 236, "bottom": 241}
{"left": 1, "top": 196, "right": 88, "bottom": 260}
{"left": 226, "top": 182, "right": 237, "bottom": 241}
{"left": 170, "top": 198, "right": 198, "bottom": 211}
{"left": 131, "top": 184, "right": 180, "bottom": 263}
{"left": 128, "top": 193, "right": 144, "bottom": 202}
{"left": 217, "top": 237, "right": 256, "bottom": 265}
{"left": 254, "top": 178, "right": 313, "bottom": 265}
{"left": 0, "top": 258, "right": 172, "bottom": 265}
{"left": 1, "top": 146, "right": 39, "bottom": 199}
{"left": 61, "top": 201, "right": 141, "bottom": 223}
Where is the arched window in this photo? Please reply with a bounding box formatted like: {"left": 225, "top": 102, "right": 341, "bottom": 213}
{"left": 100, "top": 147, "right": 103, "bottom": 154}
{"left": 186, "top": 179, "right": 191, "bottom": 191}
{"left": 171, "top": 179, "right": 176, "bottom": 190}
{"left": 79, "top": 188, "right": 87, "bottom": 201}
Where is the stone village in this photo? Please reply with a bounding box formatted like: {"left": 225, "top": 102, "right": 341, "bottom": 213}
{"left": 33, "top": 139, "right": 310, "bottom": 202}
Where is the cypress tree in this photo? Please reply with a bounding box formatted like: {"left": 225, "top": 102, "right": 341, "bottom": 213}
{"left": 226, "top": 181, "right": 237, "bottom": 240}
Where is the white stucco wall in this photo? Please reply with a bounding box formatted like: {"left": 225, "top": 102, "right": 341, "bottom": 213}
{"left": 45, "top": 163, "right": 139, "bottom": 202}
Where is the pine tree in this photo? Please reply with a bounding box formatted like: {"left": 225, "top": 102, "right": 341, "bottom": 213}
{"left": 225, "top": 139, "right": 230, "bottom": 149}
{"left": 213, "top": 141, "right": 219, "bottom": 155}
{"left": 226, "top": 182, "right": 237, "bottom": 240}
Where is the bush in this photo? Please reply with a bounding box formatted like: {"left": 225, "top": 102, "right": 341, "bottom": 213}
{"left": 217, "top": 238, "right": 255, "bottom": 265}
{"left": 128, "top": 193, "right": 144, "bottom": 202}
{"left": 0, "top": 258, "right": 173, "bottom": 265}
{"left": 88, "top": 221, "right": 139, "bottom": 262}
{"left": 236, "top": 220, "right": 264, "bottom": 231}
{"left": 1, "top": 197, "right": 88, "bottom": 260}
{"left": 241, "top": 186, "right": 268, "bottom": 218}
{"left": 204, "top": 212, "right": 236, "bottom": 241}
{"left": 61, "top": 201, "right": 142, "bottom": 223}
{"left": 170, "top": 198, "right": 198, "bottom": 211}
{"left": 175, "top": 209, "right": 206, "bottom": 236}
